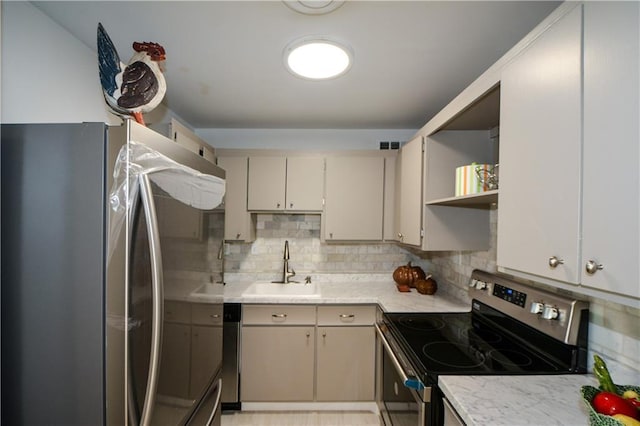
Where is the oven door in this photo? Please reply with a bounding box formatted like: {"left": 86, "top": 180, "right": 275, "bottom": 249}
{"left": 376, "top": 324, "right": 429, "bottom": 426}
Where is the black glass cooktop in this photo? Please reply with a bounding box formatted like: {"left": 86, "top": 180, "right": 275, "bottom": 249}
{"left": 382, "top": 306, "right": 575, "bottom": 384}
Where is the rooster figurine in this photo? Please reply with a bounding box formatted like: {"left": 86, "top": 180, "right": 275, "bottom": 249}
{"left": 97, "top": 23, "right": 166, "bottom": 126}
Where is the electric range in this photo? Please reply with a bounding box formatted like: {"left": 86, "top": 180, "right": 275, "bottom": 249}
{"left": 376, "top": 269, "right": 589, "bottom": 426}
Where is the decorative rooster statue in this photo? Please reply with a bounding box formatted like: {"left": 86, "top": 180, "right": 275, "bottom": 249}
{"left": 97, "top": 23, "right": 166, "bottom": 126}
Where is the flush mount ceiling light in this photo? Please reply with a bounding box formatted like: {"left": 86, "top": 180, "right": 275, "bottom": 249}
{"left": 283, "top": 1, "right": 345, "bottom": 15}
{"left": 284, "top": 37, "right": 353, "bottom": 80}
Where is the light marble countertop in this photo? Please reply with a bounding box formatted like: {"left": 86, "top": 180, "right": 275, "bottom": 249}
{"left": 166, "top": 278, "right": 470, "bottom": 313}
{"left": 439, "top": 374, "right": 595, "bottom": 426}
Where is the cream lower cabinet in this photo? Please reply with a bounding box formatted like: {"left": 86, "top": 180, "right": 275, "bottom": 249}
{"left": 240, "top": 304, "right": 376, "bottom": 402}
{"left": 159, "top": 322, "right": 191, "bottom": 398}
{"left": 241, "top": 305, "right": 316, "bottom": 401}
{"left": 316, "top": 305, "right": 376, "bottom": 402}
{"left": 158, "top": 301, "right": 223, "bottom": 400}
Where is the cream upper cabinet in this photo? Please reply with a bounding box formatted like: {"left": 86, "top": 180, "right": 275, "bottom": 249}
{"left": 581, "top": 2, "right": 639, "bottom": 300}
{"left": 394, "top": 136, "right": 423, "bottom": 246}
{"left": 217, "top": 156, "right": 255, "bottom": 242}
{"left": 497, "top": 5, "right": 583, "bottom": 284}
{"left": 151, "top": 118, "right": 215, "bottom": 163}
{"left": 247, "top": 156, "right": 324, "bottom": 211}
{"left": 247, "top": 156, "right": 286, "bottom": 210}
{"left": 497, "top": 3, "right": 639, "bottom": 305}
{"left": 286, "top": 157, "right": 324, "bottom": 211}
{"left": 156, "top": 195, "right": 203, "bottom": 240}
{"left": 324, "top": 156, "right": 385, "bottom": 241}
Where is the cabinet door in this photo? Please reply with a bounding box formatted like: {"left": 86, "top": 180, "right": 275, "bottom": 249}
{"left": 582, "top": 2, "right": 639, "bottom": 299}
{"left": 497, "top": 6, "right": 582, "bottom": 284}
{"left": 158, "top": 323, "right": 191, "bottom": 398}
{"left": 190, "top": 325, "right": 223, "bottom": 399}
{"left": 316, "top": 326, "right": 375, "bottom": 401}
{"left": 156, "top": 195, "right": 202, "bottom": 239}
{"left": 396, "top": 136, "right": 423, "bottom": 246}
{"left": 286, "top": 157, "right": 324, "bottom": 211}
{"left": 240, "top": 326, "right": 315, "bottom": 401}
{"left": 217, "top": 156, "right": 255, "bottom": 242}
{"left": 324, "top": 156, "right": 385, "bottom": 241}
{"left": 247, "top": 157, "right": 286, "bottom": 210}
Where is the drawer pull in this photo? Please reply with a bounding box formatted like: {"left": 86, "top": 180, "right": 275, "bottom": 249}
{"left": 271, "top": 313, "right": 287, "bottom": 321}
{"left": 339, "top": 314, "right": 355, "bottom": 320}
{"left": 210, "top": 314, "right": 221, "bottom": 319}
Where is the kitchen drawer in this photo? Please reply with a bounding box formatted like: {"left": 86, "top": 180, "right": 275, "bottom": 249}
{"left": 242, "top": 305, "right": 316, "bottom": 325}
{"left": 191, "top": 303, "right": 223, "bottom": 325}
{"left": 165, "top": 301, "right": 191, "bottom": 323}
{"left": 317, "top": 305, "right": 376, "bottom": 326}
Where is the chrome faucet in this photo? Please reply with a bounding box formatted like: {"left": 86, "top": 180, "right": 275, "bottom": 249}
{"left": 215, "top": 240, "right": 225, "bottom": 285}
{"left": 274, "top": 240, "right": 296, "bottom": 283}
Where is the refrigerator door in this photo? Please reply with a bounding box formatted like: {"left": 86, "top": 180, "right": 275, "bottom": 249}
{"left": 115, "top": 122, "right": 225, "bottom": 425}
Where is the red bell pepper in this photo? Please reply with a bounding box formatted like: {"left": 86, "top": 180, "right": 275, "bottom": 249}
{"left": 593, "top": 392, "right": 640, "bottom": 419}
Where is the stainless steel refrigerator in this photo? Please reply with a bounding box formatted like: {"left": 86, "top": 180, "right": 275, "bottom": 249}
{"left": 1, "top": 121, "right": 226, "bottom": 425}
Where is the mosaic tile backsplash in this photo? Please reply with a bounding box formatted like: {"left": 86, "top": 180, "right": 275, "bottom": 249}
{"left": 224, "top": 214, "right": 411, "bottom": 277}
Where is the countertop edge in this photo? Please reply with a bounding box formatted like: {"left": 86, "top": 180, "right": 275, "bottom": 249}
{"left": 167, "top": 280, "right": 470, "bottom": 313}
{"left": 438, "top": 374, "right": 595, "bottom": 426}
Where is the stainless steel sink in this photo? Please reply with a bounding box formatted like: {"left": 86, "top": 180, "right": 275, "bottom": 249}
{"left": 241, "top": 282, "right": 320, "bottom": 298}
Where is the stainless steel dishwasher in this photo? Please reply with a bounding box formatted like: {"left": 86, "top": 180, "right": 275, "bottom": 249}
{"left": 222, "top": 303, "right": 241, "bottom": 411}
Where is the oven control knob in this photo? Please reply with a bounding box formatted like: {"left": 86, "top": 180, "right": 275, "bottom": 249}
{"left": 530, "top": 302, "right": 544, "bottom": 315}
{"left": 475, "top": 280, "right": 487, "bottom": 290}
{"left": 542, "top": 304, "right": 559, "bottom": 320}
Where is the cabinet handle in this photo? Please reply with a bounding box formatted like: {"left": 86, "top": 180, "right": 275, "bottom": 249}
{"left": 306, "top": 331, "right": 311, "bottom": 338}
{"left": 272, "top": 313, "right": 287, "bottom": 321}
{"left": 236, "top": 233, "right": 241, "bottom": 239}
{"left": 397, "top": 233, "right": 404, "bottom": 240}
{"left": 585, "top": 260, "right": 604, "bottom": 275}
{"left": 277, "top": 203, "right": 281, "bottom": 208}
{"left": 210, "top": 314, "right": 221, "bottom": 319}
{"left": 339, "top": 314, "right": 355, "bottom": 321}
{"left": 290, "top": 203, "right": 293, "bottom": 209}
{"left": 548, "top": 256, "right": 564, "bottom": 269}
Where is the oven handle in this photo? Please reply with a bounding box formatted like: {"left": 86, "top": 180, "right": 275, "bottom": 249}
{"left": 375, "top": 323, "right": 425, "bottom": 391}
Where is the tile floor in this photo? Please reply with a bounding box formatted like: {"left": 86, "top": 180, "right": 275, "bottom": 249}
{"left": 221, "top": 411, "right": 380, "bottom": 426}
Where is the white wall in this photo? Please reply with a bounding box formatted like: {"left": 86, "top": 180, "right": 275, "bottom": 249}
{"left": 196, "top": 128, "right": 417, "bottom": 150}
{"left": 1, "top": 2, "right": 114, "bottom": 124}
{"left": 0, "top": 2, "right": 178, "bottom": 125}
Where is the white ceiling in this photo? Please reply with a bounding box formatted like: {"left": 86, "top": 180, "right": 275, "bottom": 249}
{"left": 33, "top": 1, "right": 560, "bottom": 130}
